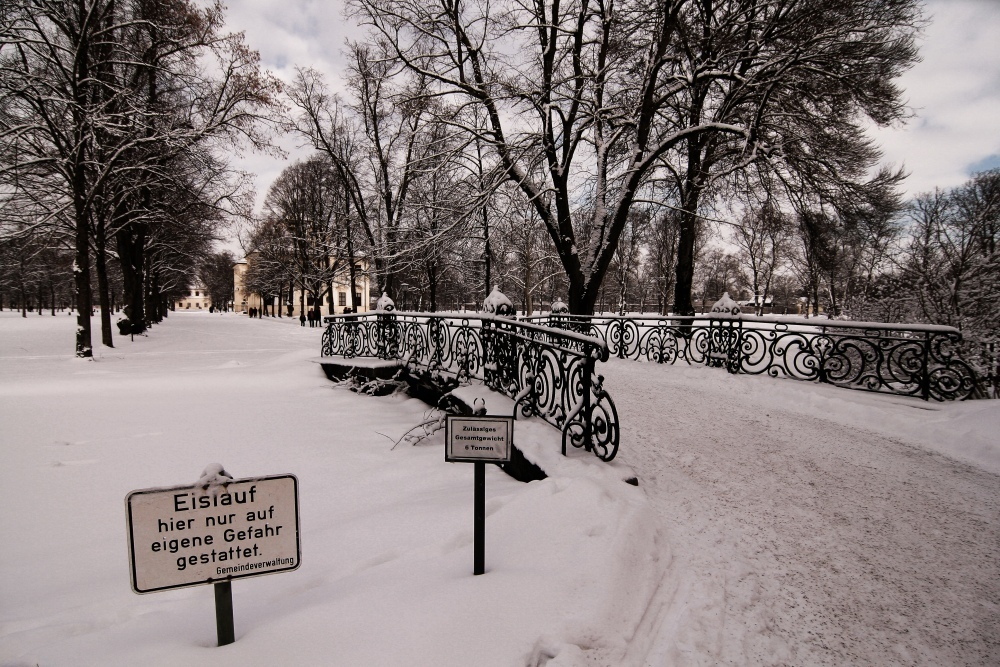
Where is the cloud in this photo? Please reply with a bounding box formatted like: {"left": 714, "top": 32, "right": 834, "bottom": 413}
{"left": 219, "top": 0, "right": 364, "bottom": 230}
{"left": 223, "top": 0, "right": 363, "bottom": 86}
{"left": 869, "top": 0, "right": 1000, "bottom": 196}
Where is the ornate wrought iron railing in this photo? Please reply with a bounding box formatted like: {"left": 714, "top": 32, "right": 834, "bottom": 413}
{"left": 524, "top": 314, "right": 979, "bottom": 401}
{"left": 322, "top": 313, "right": 620, "bottom": 461}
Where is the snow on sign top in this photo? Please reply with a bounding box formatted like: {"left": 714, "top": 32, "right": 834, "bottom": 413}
{"left": 445, "top": 415, "right": 513, "bottom": 463}
{"left": 125, "top": 474, "right": 300, "bottom": 593}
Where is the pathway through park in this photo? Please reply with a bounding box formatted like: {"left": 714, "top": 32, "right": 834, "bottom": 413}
{"left": 602, "top": 359, "right": 1000, "bottom": 666}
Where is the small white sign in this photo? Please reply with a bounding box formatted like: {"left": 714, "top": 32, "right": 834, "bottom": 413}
{"left": 445, "top": 415, "right": 513, "bottom": 463}
{"left": 126, "top": 474, "right": 300, "bottom": 593}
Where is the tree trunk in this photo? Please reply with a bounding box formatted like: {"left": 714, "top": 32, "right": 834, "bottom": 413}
{"left": 116, "top": 221, "right": 146, "bottom": 333}
{"left": 618, "top": 267, "right": 628, "bottom": 315}
{"left": 73, "top": 207, "right": 94, "bottom": 357}
{"left": 346, "top": 220, "right": 361, "bottom": 312}
{"left": 673, "top": 178, "right": 702, "bottom": 317}
{"left": 94, "top": 220, "right": 114, "bottom": 347}
{"left": 483, "top": 208, "right": 492, "bottom": 301}
{"left": 145, "top": 253, "right": 162, "bottom": 325}
{"left": 427, "top": 267, "right": 438, "bottom": 313}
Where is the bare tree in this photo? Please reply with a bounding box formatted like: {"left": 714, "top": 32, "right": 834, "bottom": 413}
{"left": 199, "top": 251, "right": 236, "bottom": 311}
{"left": 901, "top": 170, "right": 1000, "bottom": 335}
{"left": 641, "top": 209, "right": 682, "bottom": 315}
{"left": 285, "top": 43, "right": 430, "bottom": 299}
{"left": 694, "top": 248, "right": 744, "bottom": 311}
{"left": 1, "top": 0, "right": 278, "bottom": 354}
{"left": 349, "top": 0, "right": 920, "bottom": 315}
{"left": 732, "top": 203, "right": 792, "bottom": 316}
{"left": 263, "top": 156, "right": 349, "bottom": 315}
{"left": 240, "top": 216, "right": 296, "bottom": 314}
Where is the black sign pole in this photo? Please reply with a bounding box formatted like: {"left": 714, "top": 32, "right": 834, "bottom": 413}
{"left": 214, "top": 580, "right": 235, "bottom": 646}
{"left": 474, "top": 461, "right": 485, "bottom": 575}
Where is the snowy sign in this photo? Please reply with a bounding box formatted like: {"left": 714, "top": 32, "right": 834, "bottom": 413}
{"left": 126, "top": 474, "right": 300, "bottom": 593}
{"left": 445, "top": 415, "right": 513, "bottom": 463}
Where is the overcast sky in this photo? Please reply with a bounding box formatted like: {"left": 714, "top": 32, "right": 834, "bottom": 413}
{"left": 223, "top": 0, "right": 1000, "bottom": 221}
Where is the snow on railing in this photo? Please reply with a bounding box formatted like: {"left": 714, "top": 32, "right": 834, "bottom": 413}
{"left": 322, "top": 312, "right": 620, "bottom": 461}
{"left": 523, "top": 313, "right": 981, "bottom": 401}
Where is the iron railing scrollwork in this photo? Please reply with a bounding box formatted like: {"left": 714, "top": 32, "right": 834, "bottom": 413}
{"left": 322, "top": 313, "right": 620, "bottom": 461}
{"left": 527, "top": 314, "right": 980, "bottom": 401}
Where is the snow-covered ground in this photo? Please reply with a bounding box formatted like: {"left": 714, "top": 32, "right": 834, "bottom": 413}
{"left": 606, "top": 360, "right": 1000, "bottom": 666}
{"left": 0, "top": 310, "right": 997, "bottom": 665}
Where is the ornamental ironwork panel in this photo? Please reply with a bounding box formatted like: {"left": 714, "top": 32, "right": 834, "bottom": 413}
{"left": 526, "top": 314, "right": 980, "bottom": 401}
{"left": 322, "top": 313, "right": 620, "bottom": 461}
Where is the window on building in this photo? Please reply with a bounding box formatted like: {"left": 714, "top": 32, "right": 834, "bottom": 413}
{"left": 338, "top": 292, "right": 346, "bottom": 307}
{"left": 354, "top": 293, "right": 361, "bottom": 304}
{"left": 195, "top": 291, "right": 200, "bottom": 296}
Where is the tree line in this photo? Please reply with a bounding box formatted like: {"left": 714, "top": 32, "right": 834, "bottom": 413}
{"left": 4, "top": 0, "right": 996, "bottom": 363}
{"left": 243, "top": 0, "right": 922, "bottom": 318}
{"left": 1, "top": 0, "right": 277, "bottom": 355}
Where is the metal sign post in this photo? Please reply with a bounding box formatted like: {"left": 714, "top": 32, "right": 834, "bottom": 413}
{"left": 214, "top": 580, "right": 235, "bottom": 646}
{"left": 445, "top": 414, "right": 513, "bottom": 575}
{"left": 474, "top": 462, "right": 485, "bottom": 575}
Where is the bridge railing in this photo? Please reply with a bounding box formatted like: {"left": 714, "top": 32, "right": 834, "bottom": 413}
{"left": 322, "top": 312, "right": 620, "bottom": 461}
{"left": 524, "top": 314, "right": 979, "bottom": 401}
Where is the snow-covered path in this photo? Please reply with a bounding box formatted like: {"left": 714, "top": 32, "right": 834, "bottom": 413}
{"left": 603, "top": 360, "right": 1000, "bottom": 666}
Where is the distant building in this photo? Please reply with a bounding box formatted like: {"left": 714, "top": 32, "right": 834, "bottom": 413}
{"left": 737, "top": 295, "right": 773, "bottom": 309}
{"left": 173, "top": 281, "right": 212, "bottom": 311}
{"left": 233, "top": 253, "right": 373, "bottom": 317}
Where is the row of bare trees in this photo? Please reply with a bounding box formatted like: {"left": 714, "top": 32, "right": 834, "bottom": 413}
{"left": 340, "top": 0, "right": 920, "bottom": 316}
{"left": 239, "top": 155, "right": 356, "bottom": 317}
{"left": 12, "top": 0, "right": 974, "bottom": 358}
{"left": 1, "top": 0, "right": 278, "bottom": 355}
{"left": 233, "top": 0, "right": 921, "bottom": 321}
{"left": 597, "top": 168, "right": 996, "bottom": 341}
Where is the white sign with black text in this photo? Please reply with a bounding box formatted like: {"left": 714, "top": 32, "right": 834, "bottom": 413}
{"left": 445, "top": 415, "right": 513, "bottom": 463}
{"left": 126, "top": 474, "right": 300, "bottom": 594}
